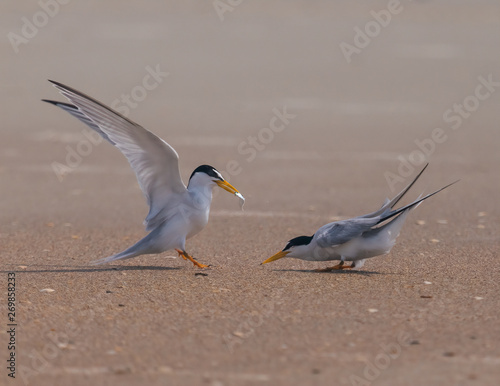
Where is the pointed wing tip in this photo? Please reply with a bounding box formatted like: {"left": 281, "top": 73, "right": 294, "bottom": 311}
{"left": 41, "top": 99, "right": 76, "bottom": 110}
{"left": 41, "top": 99, "right": 57, "bottom": 105}
{"left": 435, "top": 179, "right": 460, "bottom": 193}
{"left": 445, "top": 179, "right": 460, "bottom": 189}
{"left": 417, "top": 162, "right": 430, "bottom": 176}
{"left": 48, "top": 79, "right": 71, "bottom": 92}
{"left": 387, "top": 162, "right": 430, "bottom": 210}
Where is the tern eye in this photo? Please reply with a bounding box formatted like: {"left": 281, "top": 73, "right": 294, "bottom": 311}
{"left": 283, "top": 235, "right": 314, "bottom": 250}
{"left": 212, "top": 169, "right": 224, "bottom": 180}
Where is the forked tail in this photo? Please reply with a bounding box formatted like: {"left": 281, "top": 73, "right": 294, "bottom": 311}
{"left": 91, "top": 227, "right": 163, "bottom": 265}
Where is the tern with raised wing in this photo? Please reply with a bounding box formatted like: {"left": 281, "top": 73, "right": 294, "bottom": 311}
{"left": 44, "top": 80, "right": 244, "bottom": 268}
{"left": 261, "top": 164, "right": 457, "bottom": 270}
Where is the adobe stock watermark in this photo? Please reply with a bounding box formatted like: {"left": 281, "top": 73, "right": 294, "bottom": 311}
{"left": 339, "top": 0, "right": 408, "bottom": 63}
{"left": 51, "top": 64, "right": 169, "bottom": 182}
{"left": 175, "top": 106, "right": 297, "bottom": 225}
{"left": 385, "top": 73, "right": 499, "bottom": 192}
{"left": 8, "top": 0, "right": 71, "bottom": 54}
{"left": 349, "top": 298, "right": 446, "bottom": 386}
{"left": 235, "top": 106, "right": 297, "bottom": 165}
{"left": 213, "top": 0, "right": 244, "bottom": 22}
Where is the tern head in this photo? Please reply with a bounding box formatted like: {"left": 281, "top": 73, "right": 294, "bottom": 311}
{"left": 261, "top": 235, "right": 314, "bottom": 264}
{"left": 189, "top": 165, "right": 242, "bottom": 196}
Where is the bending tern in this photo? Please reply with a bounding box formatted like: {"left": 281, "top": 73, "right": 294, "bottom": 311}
{"left": 261, "top": 164, "right": 457, "bottom": 270}
{"left": 44, "top": 80, "right": 244, "bottom": 268}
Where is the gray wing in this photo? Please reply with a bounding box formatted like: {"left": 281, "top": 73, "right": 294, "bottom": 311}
{"left": 45, "top": 80, "right": 187, "bottom": 231}
{"left": 315, "top": 217, "right": 379, "bottom": 248}
{"left": 42, "top": 100, "right": 115, "bottom": 144}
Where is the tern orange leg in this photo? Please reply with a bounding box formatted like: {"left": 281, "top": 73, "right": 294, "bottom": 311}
{"left": 176, "top": 249, "right": 188, "bottom": 261}
{"left": 175, "top": 249, "right": 209, "bottom": 269}
{"left": 315, "top": 261, "right": 354, "bottom": 272}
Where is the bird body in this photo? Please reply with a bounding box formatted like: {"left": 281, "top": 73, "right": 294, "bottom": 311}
{"left": 44, "top": 81, "right": 244, "bottom": 267}
{"left": 310, "top": 208, "right": 411, "bottom": 268}
{"left": 262, "top": 164, "right": 457, "bottom": 270}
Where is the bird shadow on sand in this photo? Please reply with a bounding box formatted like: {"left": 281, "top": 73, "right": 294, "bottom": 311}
{"left": 0, "top": 265, "right": 181, "bottom": 274}
{"left": 270, "top": 268, "right": 383, "bottom": 276}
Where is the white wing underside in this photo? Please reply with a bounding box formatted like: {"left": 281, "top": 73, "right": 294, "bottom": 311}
{"left": 47, "top": 81, "right": 187, "bottom": 231}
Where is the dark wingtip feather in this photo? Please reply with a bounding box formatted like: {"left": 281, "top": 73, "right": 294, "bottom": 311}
{"left": 41, "top": 99, "right": 57, "bottom": 104}
{"left": 390, "top": 162, "right": 430, "bottom": 209}
{"left": 379, "top": 179, "right": 459, "bottom": 224}
{"left": 48, "top": 79, "right": 66, "bottom": 88}
{"left": 42, "top": 99, "right": 75, "bottom": 109}
{"left": 46, "top": 79, "right": 139, "bottom": 126}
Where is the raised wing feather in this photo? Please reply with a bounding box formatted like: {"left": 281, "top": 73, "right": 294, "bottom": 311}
{"left": 315, "top": 166, "right": 457, "bottom": 249}
{"left": 360, "top": 163, "right": 429, "bottom": 219}
{"left": 42, "top": 100, "right": 115, "bottom": 144}
{"left": 45, "top": 80, "right": 187, "bottom": 230}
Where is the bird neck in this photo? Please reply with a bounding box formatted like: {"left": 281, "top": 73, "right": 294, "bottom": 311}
{"left": 187, "top": 182, "right": 214, "bottom": 207}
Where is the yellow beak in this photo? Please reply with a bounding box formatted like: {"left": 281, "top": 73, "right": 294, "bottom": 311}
{"left": 215, "top": 179, "right": 241, "bottom": 195}
{"left": 261, "top": 250, "right": 290, "bottom": 265}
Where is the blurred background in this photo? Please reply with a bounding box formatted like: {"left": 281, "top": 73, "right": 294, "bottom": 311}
{"left": 1, "top": 1, "right": 499, "bottom": 228}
